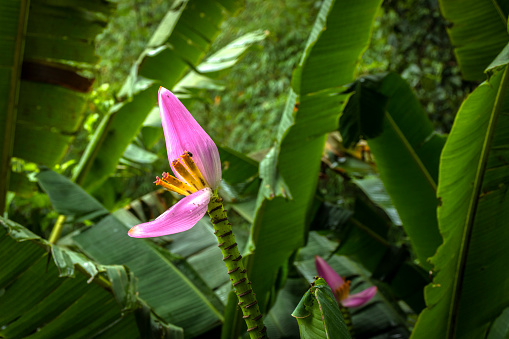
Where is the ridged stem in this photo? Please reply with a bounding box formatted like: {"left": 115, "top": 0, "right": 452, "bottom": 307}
{"left": 48, "top": 215, "right": 67, "bottom": 244}
{"left": 339, "top": 303, "right": 354, "bottom": 338}
{"left": 207, "top": 193, "right": 267, "bottom": 339}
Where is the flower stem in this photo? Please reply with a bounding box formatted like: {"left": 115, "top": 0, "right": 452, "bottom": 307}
{"left": 207, "top": 193, "right": 267, "bottom": 339}
{"left": 339, "top": 303, "right": 354, "bottom": 337}
{"left": 48, "top": 215, "right": 67, "bottom": 244}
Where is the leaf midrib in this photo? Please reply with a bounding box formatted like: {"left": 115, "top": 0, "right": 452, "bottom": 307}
{"left": 490, "top": 0, "right": 508, "bottom": 28}
{"left": 447, "top": 65, "right": 509, "bottom": 338}
{"left": 144, "top": 237, "right": 225, "bottom": 322}
{"left": 384, "top": 112, "right": 437, "bottom": 192}
{"left": 0, "top": 0, "right": 30, "bottom": 214}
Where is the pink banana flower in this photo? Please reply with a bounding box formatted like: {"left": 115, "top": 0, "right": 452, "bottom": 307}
{"left": 315, "top": 255, "right": 377, "bottom": 308}
{"left": 128, "top": 87, "right": 221, "bottom": 238}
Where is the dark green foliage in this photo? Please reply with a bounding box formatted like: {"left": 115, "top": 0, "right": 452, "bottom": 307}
{"left": 339, "top": 72, "right": 445, "bottom": 267}
{"left": 340, "top": 76, "right": 388, "bottom": 148}
{"left": 95, "top": 0, "right": 174, "bottom": 93}
{"left": 439, "top": 0, "right": 508, "bottom": 81}
{"left": 296, "top": 234, "right": 413, "bottom": 338}
{"left": 314, "top": 160, "right": 428, "bottom": 313}
{"left": 74, "top": 213, "right": 225, "bottom": 337}
{"left": 363, "top": 0, "right": 476, "bottom": 132}
{"left": 248, "top": 0, "right": 382, "bottom": 317}
{"left": 413, "top": 63, "right": 509, "bottom": 339}
{"left": 192, "top": 0, "right": 319, "bottom": 153}
{"left": 4, "top": 0, "right": 509, "bottom": 338}
{"left": 37, "top": 169, "right": 108, "bottom": 221}
{"left": 0, "top": 217, "right": 181, "bottom": 338}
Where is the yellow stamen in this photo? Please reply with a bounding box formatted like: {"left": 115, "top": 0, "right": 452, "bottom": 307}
{"left": 154, "top": 173, "right": 195, "bottom": 196}
{"left": 154, "top": 151, "right": 210, "bottom": 196}
{"left": 180, "top": 151, "right": 207, "bottom": 189}
{"left": 172, "top": 157, "right": 204, "bottom": 191}
{"left": 335, "top": 279, "right": 351, "bottom": 301}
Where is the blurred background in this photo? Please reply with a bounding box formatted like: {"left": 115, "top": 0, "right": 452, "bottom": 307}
{"left": 4, "top": 0, "right": 507, "bottom": 338}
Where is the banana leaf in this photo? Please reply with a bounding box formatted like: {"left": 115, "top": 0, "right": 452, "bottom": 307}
{"left": 339, "top": 73, "right": 445, "bottom": 268}
{"left": 488, "top": 307, "right": 509, "bottom": 339}
{"left": 0, "top": 217, "right": 182, "bottom": 338}
{"left": 292, "top": 277, "right": 352, "bottom": 339}
{"left": 0, "top": 0, "right": 114, "bottom": 212}
{"left": 73, "top": 211, "right": 225, "bottom": 337}
{"left": 36, "top": 169, "right": 226, "bottom": 337}
{"left": 412, "top": 64, "right": 509, "bottom": 338}
{"left": 439, "top": 0, "right": 509, "bottom": 81}
{"left": 247, "top": 0, "right": 382, "bottom": 316}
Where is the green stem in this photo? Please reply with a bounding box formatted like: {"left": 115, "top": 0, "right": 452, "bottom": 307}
{"left": 339, "top": 303, "right": 354, "bottom": 338}
{"left": 48, "top": 215, "right": 66, "bottom": 244}
{"left": 207, "top": 193, "right": 267, "bottom": 339}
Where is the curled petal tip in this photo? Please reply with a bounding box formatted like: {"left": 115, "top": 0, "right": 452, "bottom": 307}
{"left": 342, "top": 286, "right": 378, "bottom": 308}
{"left": 126, "top": 188, "right": 212, "bottom": 238}
{"left": 128, "top": 226, "right": 139, "bottom": 237}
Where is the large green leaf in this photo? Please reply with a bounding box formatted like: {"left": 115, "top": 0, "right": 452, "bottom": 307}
{"left": 173, "top": 30, "right": 268, "bottom": 95}
{"left": 73, "top": 212, "right": 225, "bottom": 337}
{"left": 0, "top": 217, "right": 182, "bottom": 338}
{"left": 488, "top": 307, "right": 509, "bottom": 339}
{"left": 14, "top": 1, "right": 113, "bottom": 166}
{"left": 0, "top": 0, "right": 29, "bottom": 213}
{"left": 0, "top": 0, "right": 113, "bottom": 212}
{"left": 412, "top": 65, "right": 509, "bottom": 338}
{"left": 339, "top": 77, "right": 387, "bottom": 148}
{"left": 246, "top": 0, "right": 382, "bottom": 316}
{"left": 38, "top": 167, "right": 227, "bottom": 336}
{"left": 37, "top": 169, "right": 108, "bottom": 222}
{"left": 73, "top": 0, "right": 242, "bottom": 192}
{"left": 340, "top": 73, "right": 446, "bottom": 267}
{"left": 292, "top": 277, "right": 352, "bottom": 339}
{"left": 439, "top": 0, "right": 509, "bottom": 81}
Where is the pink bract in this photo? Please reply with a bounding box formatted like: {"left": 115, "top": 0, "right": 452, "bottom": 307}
{"left": 158, "top": 87, "right": 221, "bottom": 189}
{"left": 128, "top": 188, "right": 212, "bottom": 238}
{"left": 315, "top": 255, "right": 377, "bottom": 308}
{"left": 315, "top": 255, "right": 345, "bottom": 290}
{"left": 128, "top": 88, "right": 223, "bottom": 238}
{"left": 342, "top": 286, "right": 378, "bottom": 308}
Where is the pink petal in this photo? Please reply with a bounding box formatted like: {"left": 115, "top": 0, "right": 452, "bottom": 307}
{"left": 128, "top": 188, "right": 212, "bottom": 238}
{"left": 315, "top": 256, "right": 344, "bottom": 291}
{"left": 342, "top": 286, "right": 377, "bottom": 308}
{"left": 158, "top": 87, "right": 221, "bottom": 189}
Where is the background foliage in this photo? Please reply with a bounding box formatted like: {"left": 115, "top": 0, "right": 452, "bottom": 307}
{"left": 2, "top": 0, "right": 509, "bottom": 338}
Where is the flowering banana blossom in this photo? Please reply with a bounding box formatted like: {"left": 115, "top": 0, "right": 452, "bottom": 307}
{"left": 128, "top": 87, "right": 221, "bottom": 238}
{"left": 315, "top": 256, "right": 377, "bottom": 308}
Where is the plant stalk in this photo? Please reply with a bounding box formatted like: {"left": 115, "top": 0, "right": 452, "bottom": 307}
{"left": 207, "top": 193, "right": 267, "bottom": 339}
{"left": 339, "top": 303, "right": 354, "bottom": 337}
{"left": 48, "top": 215, "right": 67, "bottom": 244}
